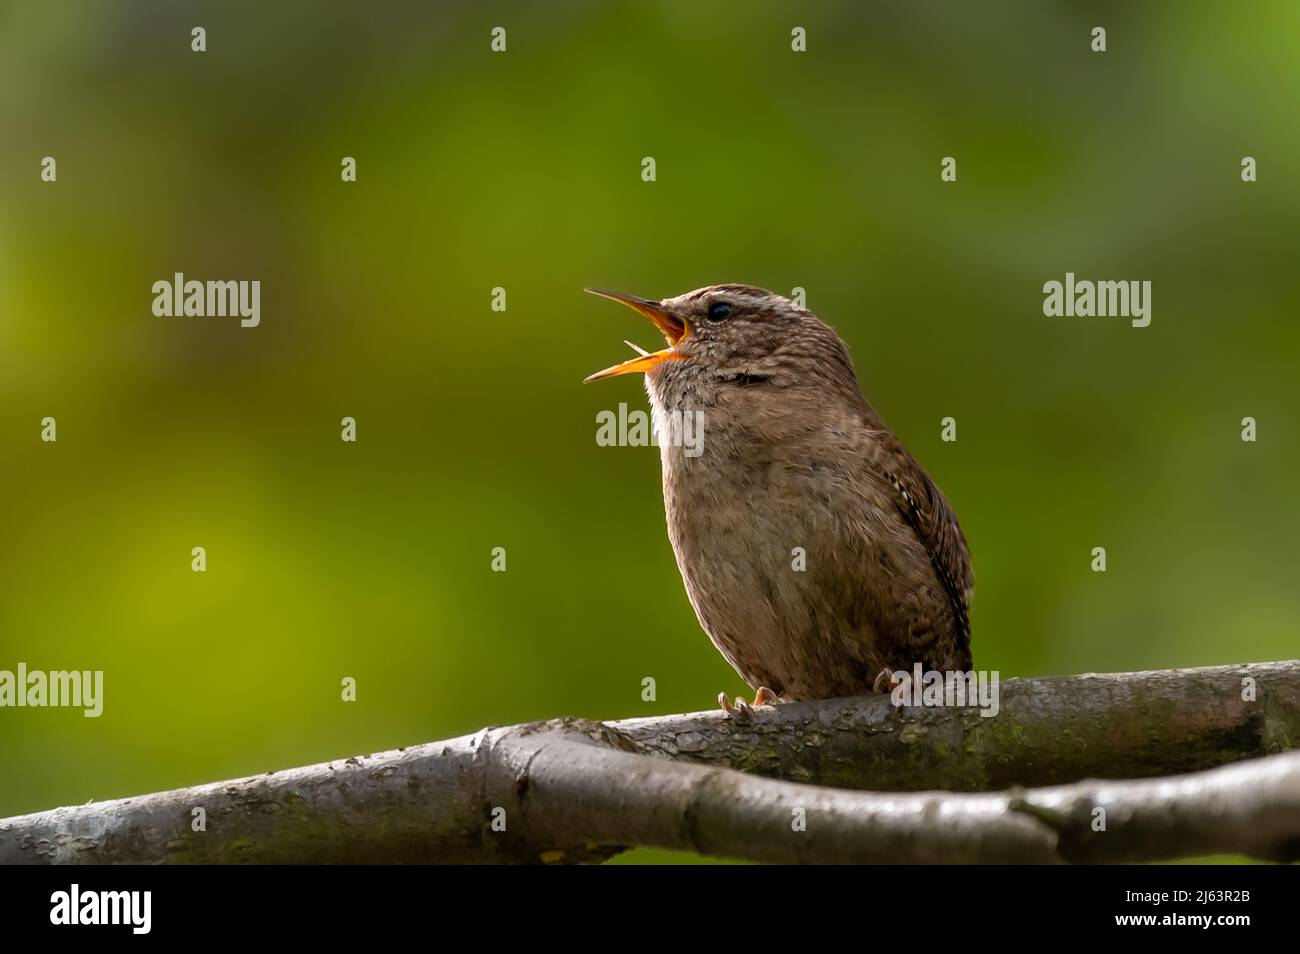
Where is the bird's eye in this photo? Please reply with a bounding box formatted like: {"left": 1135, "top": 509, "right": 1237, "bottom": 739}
{"left": 706, "top": 301, "right": 733, "bottom": 321}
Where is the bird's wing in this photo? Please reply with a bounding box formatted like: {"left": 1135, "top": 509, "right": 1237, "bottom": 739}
{"left": 865, "top": 426, "right": 975, "bottom": 659}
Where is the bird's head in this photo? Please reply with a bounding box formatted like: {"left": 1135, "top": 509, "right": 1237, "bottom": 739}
{"left": 583, "top": 284, "right": 859, "bottom": 406}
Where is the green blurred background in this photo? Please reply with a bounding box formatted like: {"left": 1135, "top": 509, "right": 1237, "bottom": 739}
{"left": 1, "top": 1, "right": 1297, "bottom": 863}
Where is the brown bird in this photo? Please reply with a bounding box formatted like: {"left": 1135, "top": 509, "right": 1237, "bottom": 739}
{"left": 584, "top": 284, "right": 973, "bottom": 718}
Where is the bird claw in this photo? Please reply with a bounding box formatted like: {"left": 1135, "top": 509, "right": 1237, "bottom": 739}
{"left": 719, "top": 687, "right": 780, "bottom": 722}
{"left": 873, "top": 668, "right": 908, "bottom": 721}
{"left": 718, "top": 691, "right": 750, "bottom": 722}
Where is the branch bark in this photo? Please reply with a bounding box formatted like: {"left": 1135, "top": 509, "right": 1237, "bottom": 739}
{"left": 621, "top": 660, "right": 1300, "bottom": 790}
{"left": 2, "top": 661, "right": 1297, "bottom": 864}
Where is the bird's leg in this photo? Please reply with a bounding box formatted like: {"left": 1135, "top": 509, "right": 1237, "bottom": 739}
{"left": 874, "top": 667, "right": 907, "bottom": 721}
{"left": 752, "top": 686, "right": 779, "bottom": 707}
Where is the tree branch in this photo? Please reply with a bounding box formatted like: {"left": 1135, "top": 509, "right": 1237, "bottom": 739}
{"left": 2, "top": 661, "right": 1297, "bottom": 864}
{"left": 621, "top": 660, "right": 1300, "bottom": 790}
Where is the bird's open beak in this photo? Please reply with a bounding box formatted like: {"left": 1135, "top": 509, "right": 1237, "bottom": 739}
{"left": 583, "top": 288, "right": 689, "bottom": 383}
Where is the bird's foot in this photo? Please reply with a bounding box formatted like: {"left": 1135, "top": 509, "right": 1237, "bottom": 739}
{"left": 753, "top": 686, "right": 780, "bottom": 707}
{"left": 718, "top": 687, "right": 781, "bottom": 723}
{"left": 873, "top": 668, "right": 907, "bottom": 720}
{"left": 717, "top": 691, "right": 749, "bottom": 721}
